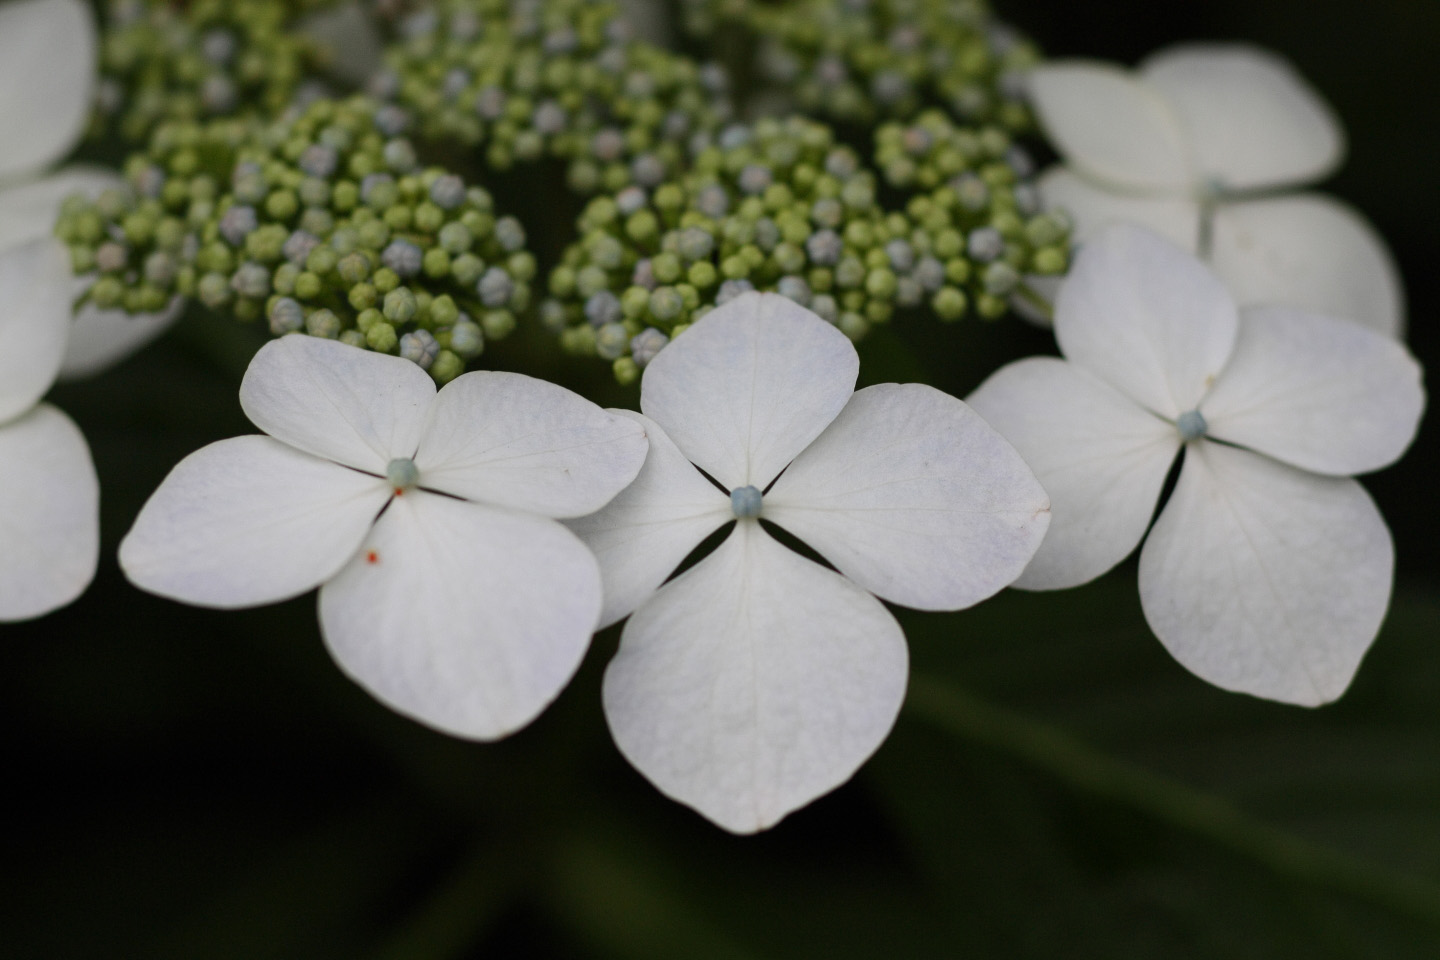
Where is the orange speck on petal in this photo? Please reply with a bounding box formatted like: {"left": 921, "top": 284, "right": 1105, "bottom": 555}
{"left": 366, "top": 551, "right": 380, "bottom": 564}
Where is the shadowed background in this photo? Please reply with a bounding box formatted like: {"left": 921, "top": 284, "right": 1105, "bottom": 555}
{"left": 4, "top": 0, "right": 1438, "bottom": 956}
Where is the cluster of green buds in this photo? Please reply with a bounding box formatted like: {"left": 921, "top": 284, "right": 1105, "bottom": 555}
{"left": 680, "top": 0, "right": 1038, "bottom": 131}
{"left": 376, "top": 0, "right": 733, "bottom": 194}
{"left": 545, "top": 115, "right": 1009, "bottom": 384}
{"left": 58, "top": 95, "right": 535, "bottom": 382}
{"left": 874, "top": 110, "right": 1072, "bottom": 316}
{"left": 91, "top": 0, "right": 329, "bottom": 146}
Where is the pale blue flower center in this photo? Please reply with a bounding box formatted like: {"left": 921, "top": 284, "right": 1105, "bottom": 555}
{"left": 386, "top": 457, "right": 420, "bottom": 491}
{"left": 730, "top": 485, "right": 763, "bottom": 519}
{"left": 1176, "top": 409, "right": 1208, "bottom": 442}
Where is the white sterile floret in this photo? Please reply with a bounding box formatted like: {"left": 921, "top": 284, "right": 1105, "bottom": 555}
{"left": 1025, "top": 43, "right": 1404, "bottom": 337}
{"left": 0, "top": 0, "right": 181, "bottom": 377}
{"left": 969, "top": 224, "right": 1425, "bottom": 707}
{"left": 0, "top": 238, "right": 99, "bottom": 620}
{"left": 568, "top": 292, "right": 1051, "bottom": 833}
{"left": 119, "top": 335, "right": 649, "bottom": 739}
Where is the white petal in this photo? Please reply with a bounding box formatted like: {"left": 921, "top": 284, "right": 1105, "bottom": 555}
{"left": 566, "top": 411, "right": 731, "bottom": 628}
{"left": 299, "top": 0, "right": 385, "bottom": 87}
{"left": 967, "top": 357, "right": 1179, "bottom": 590}
{"left": 1209, "top": 193, "right": 1405, "bottom": 338}
{"left": 413, "top": 371, "right": 648, "bottom": 517}
{"left": 1039, "top": 165, "right": 1201, "bottom": 250}
{"left": 0, "top": 238, "right": 71, "bottom": 420}
{"left": 764, "top": 383, "right": 1050, "bottom": 610}
{"left": 604, "top": 522, "right": 908, "bottom": 833}
{"left": 0, "top": 0, "right": 97, "bottom": 182}
{"left": 0, "top": 166, "right": 120, "bottom": 253}
{"left": 239, "top": 335, "right": 436, "bottom": 472}
{"left": 59, "top": 291, "right": 184, "bottom": 380}
{"left": 1025, "top": 61, "right": 1192, "bottom": 192}
{"left": 1138, "top": 442, "right": 1392, "bottom": 706}
{"left": 640, "top": 291, "right": 858, "bottom": 490}
{"left": 1201, "top": 306, "right": 1423, "bottom": 476}
{"left": 320, "top": 493, "right": 602, "bottom": 740}
{"left": 0, "top": 403, "right": 97, "bottom": 620}
{"left": 1056, "top": 223, "right": 1238, "bottom": 418}
{"left": 1140, "top": 43, "right": 1343, "bottom": 192}
{"left": 119, "top": 435, "right": 390, "bottom": 608}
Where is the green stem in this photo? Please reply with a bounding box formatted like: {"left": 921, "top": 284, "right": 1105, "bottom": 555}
{"left": 1011, "top": 280, "right": 1054, "bottom": 320}
{"left": 367, "top": 840, "right": 518, "bottom": 960}
{"left": 904, "top": 673, "right": 1440, "bottom": 928}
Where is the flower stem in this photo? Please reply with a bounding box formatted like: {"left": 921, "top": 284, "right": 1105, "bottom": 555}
{"left": 904, "top": 673, "right": 1440, "bottom": 928}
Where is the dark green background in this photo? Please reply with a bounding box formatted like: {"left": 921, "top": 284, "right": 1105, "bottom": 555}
{"left": 4, "top": 0, "right": 1438, "bottom": 956}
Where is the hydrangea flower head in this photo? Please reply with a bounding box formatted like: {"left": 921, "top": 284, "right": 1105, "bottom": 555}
{"left": 0, "top": 238, "right": 99, "bottom": 620}
{"left": 120, "top": 335, "right": 649, "bottom": 738}
{"left": 1027, "top": 44, "right": 1403, "bottom": 336}
{"left": 0, "top": 0, "right": 179, "bottom": 376}
{"left": 571, "top": 291, "right": 1051, "bottom": 832}
{"left": 969, "top": 224, "right": 1425, "bottom": 705}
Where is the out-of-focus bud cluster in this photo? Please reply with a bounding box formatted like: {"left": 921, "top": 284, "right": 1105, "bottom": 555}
{"left": 680, "top": 0, "right": 1037, "bottom": 130}
{"left": 59, "top": 96, "right": 535, "bottom": 382}
{"left": 90, "top": 0, "right": 330, "bottom": 146}
{"left": 373, "top": 0, "right": 733, "bottom": 194}
{"left": 876, "top": 110, "right": 1071, "bottom": 312}
{"left": 544, "top": 115, "right": 1050, "bottom": 384}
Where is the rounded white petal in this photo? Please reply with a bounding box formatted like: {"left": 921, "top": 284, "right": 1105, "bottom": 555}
{"left": 1203, "top": 306, "right": 1424, "bottom": 476}
{"left": 0, "top": 238, "right": 72, "bottom": 420}
{"left": 604, "top": 522, "right": 908, "bottom": 833}
{"left": 0, "top": 166, "right": 120, "bottom": 253}
{"left": 299, "top": 0, "right": 385, "bottom": 87}
{"left": 321, "top": 493, "right": 602, "bottom": 740}
{"left": 640, "top": 291, "right": 858, "bottom": 490}
{"left": 413, "top": 371, "right": 648, "bottom": 517}
{"left": 1056, "top": 223, "right": 1238, "bottom": 418}
{"left": 239, "top": 335, "right": 436, "bottom": 472}
{"left": 1025, "top": 61, "right": 1192, "bottom": 192}
{"left": 1140, "top": 43, "right": 1343, "bottom": 192}
{"left": 566, "top": 411, "right": 731, "bottom": 628}
{"left": 0, "top": 0, "right": 97, "bottom": 182}
{"left": 1139, "top": 442, "right": 1392, "bottom": 706}
{"left": 0, "top": 403, "right": 97, "bottom": 620}
{"left": 967, "top": 357, "right": 1179, "bottom": 590}
{"left": 119, "top": 435, "right": 391, "bottom": 608}
{"left": 59, "top": 292, "right": 184, "bottom": 380}
{"left": 765, "top": 383, "right": 1050, "bottom": 610}
{"left": 1039, "top": 165, "right": 1201, "bottom": 250}
{"left": 1209, "top": 193, "right": 1405, "bottom": 338}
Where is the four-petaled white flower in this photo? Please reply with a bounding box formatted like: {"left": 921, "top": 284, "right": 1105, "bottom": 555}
{"left": 570, "top": 292, "right": 1051, "bottom": 833}
{"left": 1026, "top": 43, "right": 1403, "bottom": 337}
{"left": 969, "top": 224, "right": 1425, "bottom": 705}
{"left": 0, "top": 238, "right": 99, "bottom": 621}
{"left": 120, "top": 335, "right": 649, "bottom": 739}
{"left": 0, "top": 0, "right": 181, "bottom": 377}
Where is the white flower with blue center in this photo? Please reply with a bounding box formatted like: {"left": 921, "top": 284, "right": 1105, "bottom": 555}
{"left": 0, "top": 0, "right": 181, "bottom": 377}
{"left": 120, "top": 335, "right": 649, "bottom": 739}
{"left": 969, "top": 224, "right": 1425, "bottom": 706}
{"left": 0, "top": 237, "right": 99, "bottom": 620}
{"left": 570, "top": 292, "right": 1051, "bottom": 833}
{"left": 1026, "top": 44, "right": 1403, "bottom": 337}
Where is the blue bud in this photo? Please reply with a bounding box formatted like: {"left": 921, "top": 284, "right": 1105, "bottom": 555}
{"left": 219, "top": 205, "right": 258, "bottom": 247}
{"left": 400, "top": 330, "right": 441, "bottom": 369}
{"left": 477, "top": 267, "right": 515, "bottom": 307}
{"left": 585, "top": 290, "right": 623, "bottom": 327}
{"left": 631, "top": 327, "right": 670, "bottom": 365}
{"left": 382, "top": 239, "right": 424, "bottom": 278}
{"left": 1177, "top": 410, "right": 1208, "bottom": 442}
{"left": 730, "top": 485, "right": 763, "bottom": 519}
{"left": 967, "top": 227, "right": 1005, "bottom": 263}
{"left": 299, "top": 144, "right": 339, "bottom": 179}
